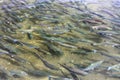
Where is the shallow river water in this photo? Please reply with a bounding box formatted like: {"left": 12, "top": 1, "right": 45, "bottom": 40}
{"left": 0, "top": 0, "right": 120, "bottom": 80}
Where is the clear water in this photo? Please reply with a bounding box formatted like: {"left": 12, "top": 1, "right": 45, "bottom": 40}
{"left": 0, "top": 0, "right": 120, "bottom": 80}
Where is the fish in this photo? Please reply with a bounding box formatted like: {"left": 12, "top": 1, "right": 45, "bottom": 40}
{"left": 0, "top": 42, "right": 17, "bottom": 54}
{"left": 48, "top": 75, "right": 73, "bottom": 80}
{"left": 34, "top": 53, "right": 60, "bottom": 70}
{"left": 70, "top": 62, "right": 87, "bottom": 69}
{"left": 107, "top": 63, "right": 120, "bottom": 72}
{"left": 97, "top": 31, "right": 119, "bottom": 35}
{"left": 59, "top": 2, "right": 84, "bottom": 12}
{"left": 91, "top": 25, "right": 112, "bottom": 30}
{"left": 35, "top": 48, "right": 51, "bottom": 55}
{"left": 21, "top": 42, "right": 38, "bottom": 49}
{"left": 44, "top": 42, "right": 63, "bottom": 56}
{"left": 83, "top": 19, "right": 104, "bottom": 24}
{"left": 27, "top": 32, "right": 33, "bottom": 40}
{"left": 70, "top": 72, "right": 80, "bottom": 80}
{"left": 109, "top": 74, "right": 120, "bottom": 78}
{"left": 72, "top": 47, "right": 93, "bottom": 55}
{"left": 23, "top": 68, "right": 49, "bottom": 77}
{"left": 0, "top": 65, "right": 11, "bottom": 80}
{"left": 88, "top": 11, "right": 105, "bottom": 18}
{"left": 3, "top": 36, "right": 24, "bottom": 45}
{"left": 112, "top": 0, "right": 120, "bottom": 8}
{"left": 56, "top": 42, "right": 77, "bottom": 49}
{"left": 0, "top": 49, "right": 9, "bottom": 54}
{"left": 9, "top": 70, "right": 28, "bottom": 78}
{"left": 83, "top": 60, "right": 104, "bottom": 71}
{"left": 60, "top": 64, "right": 88, "bottom": 76}
{"left": 96, "top": 32, "right": 113, "bottom": 38}
{"left": 114, "top": 44, "right": 120, "bottom": 49}
{"left": 99, "top": 51, "right": 120, "bottom": 62}
{"left": 100, "top": 9, "right": 117, "bottom": 18}
{"left": 6, "top": 54, "right": 31, "bottom": 65}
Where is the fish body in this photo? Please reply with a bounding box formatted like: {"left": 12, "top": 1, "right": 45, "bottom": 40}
{"left": 3, "top": 36, "right": 23, "bottom": 45}
{"left": 97, "top": 31, "right": 119, "bottom": 35}
{"left": 0, "top": 49, "right": 9, "bottom": 54}
{"left": 27, "top": 32, "right": 33, "bottom": 39}
{"left": 60, "top": 64, "right": 88, "bottom": 76}
{"left": 0, "top": 65, "right": 11, "bottom": 80}
{"left": 34, "top": 53, "right": 59, "bottom": 70}
{"left": 23, "top": 69, "right": 49, "bottom": 77}
{"left": 83, "top": 61, "right": 104, "bottom": 71}
{"left": 56, "top": 42, "right": 77, "bottom": 49}
{"left": 70, "top": 72, "right": 79, "bottom": 80}
{"left": 48, "top": 75, "right": 73, "bottom": 80}
{"left": 91, "top": 25, "right": 112, "bottom": 30}
{"left": 45, "top": 42, "right": 63, "bottom": 56}
{"left": 35, "top": 48, "right": 51, "bottom": 55}
{"left": 9, "top": 70, "right": 28, "bottom": 78}
{"left": 40, "top": 57, "right": 59, "bottom": 70}
{"left": 107, "top": 63, "right": 120, "bottom": 72}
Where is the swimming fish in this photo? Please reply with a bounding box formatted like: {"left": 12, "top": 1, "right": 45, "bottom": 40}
{"left": 48, "top": 75, "right": 73, "bottom": 80}
{"left": 0, "top": 65, "right": 11, "bottom": 80}
{"left": 83, "top": 60, "right": 104, "bottom": 71}
{"left": 34, "top": 53, "right": 60, "bottom": 70}
{"left": 60, "top": 64, "right": 88, "bottom": 76}
{"left": 107, "top": 63, "right": 120, "bottom": 72}
{"left": 70, "top": 72, "right": 79, "bottom": 80}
